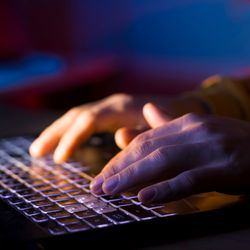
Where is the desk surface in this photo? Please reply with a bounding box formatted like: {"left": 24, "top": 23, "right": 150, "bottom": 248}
{"left": 2, "top": 104, "right": 250, "bottom": 250}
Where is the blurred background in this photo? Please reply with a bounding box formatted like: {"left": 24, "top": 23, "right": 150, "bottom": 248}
{"left": 1, "top": 0, "right": 250, "bottom": 112}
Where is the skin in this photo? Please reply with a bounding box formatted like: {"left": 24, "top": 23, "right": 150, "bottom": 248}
{"left": 30, "top": 93, "right": 205, "bottom": 163}
{"left": 30, "top": 94, "right": 148, "bottom": 163}
{"left": 91, "top": 103, "right": 250, "bottom": 203}
{"left": 30, "top": 93, "right": 250, "bottom": 204}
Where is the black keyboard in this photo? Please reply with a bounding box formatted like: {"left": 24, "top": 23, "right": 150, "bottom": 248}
{"left": 0, "top": 136, "right": 180, "bottom": 236}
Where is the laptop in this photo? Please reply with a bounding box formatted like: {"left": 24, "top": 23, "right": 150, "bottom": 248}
{"left": 0, "top": 133, "right": 249, "bottom": 249}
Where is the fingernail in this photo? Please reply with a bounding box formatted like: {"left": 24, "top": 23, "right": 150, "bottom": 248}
{"left": 139, "top": 188, "right": 157, "bottom": 203}
{"left": 90, "top": 175, "right": 104, "bottom": 194}
{"left": 103, "top": 175, "right": 119, "bottom": 194}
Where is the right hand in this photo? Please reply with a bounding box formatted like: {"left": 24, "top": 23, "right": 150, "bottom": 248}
{"left": 29, "top": 94, "right": 150, "bottom": 163}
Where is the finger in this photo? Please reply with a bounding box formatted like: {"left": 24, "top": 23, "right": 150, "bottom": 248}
{"left": 114, "top": 127, "right": 147, "bottom": 149}
{"left": 98, "top": 121, "right": 187, "bottom": 177}
{"left": 138, "top": 166, "right": 223, "bottom": 204}
{"left": 140, "top": 112, "right": 203, "bottom": 140}
{"left": 53, "top": 112, "right": 95, "bottom": 163}
{"left": 29, "top": 109, "right": 80, "bottom": 157}
{"left": 90, "top": 114, "right": 205, "bottom": 194}
{"left": 100, "top": 142, "right": 221, "bottom": 195}
{"left": 95, "top": 122, "right": 216, "bottom": 182}
{"left": 143, "top": 103, "right": 172, "bottom": 128}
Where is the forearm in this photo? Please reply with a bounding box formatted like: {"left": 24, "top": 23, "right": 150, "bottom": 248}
{"left": 169, "top": 75, "right": 250, "bottom": 120}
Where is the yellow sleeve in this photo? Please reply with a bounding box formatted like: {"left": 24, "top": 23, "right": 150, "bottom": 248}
{"left": 189, "top": 75, "right": 250, "bottom": 121}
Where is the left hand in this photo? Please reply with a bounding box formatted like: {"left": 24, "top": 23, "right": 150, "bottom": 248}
{"left": 90, "top": 103, "right": 250, "bottom": 204}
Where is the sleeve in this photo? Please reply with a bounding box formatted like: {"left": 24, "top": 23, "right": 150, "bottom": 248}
{"left": 186, "top": 75, "right": 250, "bottom": 121}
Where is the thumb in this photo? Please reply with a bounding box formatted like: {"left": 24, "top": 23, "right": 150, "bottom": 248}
{"left": 143, "top": 103, "right": 172, "bottom": 128}
{"left": 114, "top": 127, "right": 147, "bottom": 149}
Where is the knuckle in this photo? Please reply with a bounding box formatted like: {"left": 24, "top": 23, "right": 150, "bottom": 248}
{"left": 179, "top": 172, "right": 197, "bottom": 194}
{"left": 77, "top": 110, "right": 94, "bottom": 123}
{"left": 184, "top": 112, "right": 202, "bottom": 123}
{"left": 110, "top": 93, "right": 131, "bottom": 101}
{"left": 155, "top": 181, "right": 177, "bottom": 201}
{"left": 152, "top": 147, "right": 167, "bottom": 163}
{"left": 102, "top": 167, "right": 117, "bottom": 180}
{"left": 135, "top": 140, "right": 153, "bottom": 156}
{"left": 197, "top": 122, "right": 212, "bottom": 135}
{"left": 68, "top": 107, "right": 81, "bottom": 116}
{"left": 133, "top": 133, "right": 146, "bottom": 144}
{"left": 123, "top": 166, "right": 137, "bottom": 180}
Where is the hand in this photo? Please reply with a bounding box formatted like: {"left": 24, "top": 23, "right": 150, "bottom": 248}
{"left": 29, "top": 92, "right": 207, "bottom": 163}
{"left": 29, "top": 94, "right": 150, "bottom": 163}
{"left": 90, "top": 103, "right": 250, "bottom": 204}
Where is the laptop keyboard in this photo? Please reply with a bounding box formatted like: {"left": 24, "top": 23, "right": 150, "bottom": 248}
{"left": 0, "top": 136, "right": 178, "bottom": 236}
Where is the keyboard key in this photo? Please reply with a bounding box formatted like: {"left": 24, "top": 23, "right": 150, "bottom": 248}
{"left": 111, "top": 199, "right": 132, "bottom": 208}
{"left": 17, "top": 189, "right": 37, "bottom": 197}
{"left": 153, "top": 200, "right": 194, "bottom": 216}
{"left": 65, "top": 204, "right": 87, "bottom": 213}
{"left": 74, "top": 179, "right": 90, "bottom": 186}
{"left": 0, "top": 190, "right": 14, "bottom": 198}
{"left": 66, "top": 222, "right": 90, "bottom": 232}
{"left": 41, "top": 189, "right": 61, "bottom": 197}
{"left": 40, "top": 221, "right": 65, "bottom": 235}
{"left": 26, "top": 179, "right": 45, "bottom": 187}
{"left": 3, "top": 179, "right": 21, "bottom": 186}
{"left": 57, "top": 199, "right": 78, "bottom": 207}
{"left": 85, "top": 200, "right": 107, "bottom": 209}
{"left": 122, "top": 191, "right": 137, "bottom": 199}
{"left": 75, "top": 194, "right": 97, "bottom": 203}
{"left": 35, "top": 185, "right": 53, "bottom": 192}
{"left": 25, "top": 194, "right": 44, "bottom": 202}
{"left": 49, "top": 194, "right": 70, "bottom": 202}
{"left": 48, "top": 225, "right": 67, "bottom": 235}
{"left": 40, "top": 205, "right": 62, "bottom": 213}
{"left": 43, "top": 174, "right": 57, "bottom": 181}
{"left": 66, "top": 173, "right": 81, "bottom": 181}
{"left": 101, "top": 195, "right": 123, "bottom": 202}
{"left": 141, "top": 203, "right": 164, "bottom": 210}
{"left": 85, "top": 215, "right": 113, "bottom": 228}
{"left": 23, "top": 208, "right": 40, "bottom": 216}
{"left": 67, "top": 162, "right": 88, "bottom": 171}
{"left": 48, "top": 211, "right": 71, "bottom": 219}
{"left": 59, "top": 184, "right": 77, "bottom": 192}
{"left": 74, "top": 210, "right": 97, "bottom": 219}
{"left": 68, "top": 190, "right": 88, "bottom": 197}
{"left": 51, "top": 179, "right": 69, "bottom": 188}
{"left": 131, "top": 198, "right": 142, "bottom": 205}
{"left": 105, "top": 210, "right": 134, "bottom": 224}
{"left": 16, "top": 202, "right": 33, "bottom": 210}
{"left": 8, "top": 196, "right": 24, "bottom": 204}
{"left": 33, "top": 199, "right": 53, "bottom": 207}
{"left": 10, "top": 184, "right": 27, "bottom": 191}
{"left": 94, "top": 205, "right": 116, "bottom": 214}
{"left": 31, "top": 213, "right": 48, "bottom": 223}
{"left": 121, "top": 205, "right": 155, "bottom": 220}
{"left": 57, "top": 217, "right": 80, "bottom": 226}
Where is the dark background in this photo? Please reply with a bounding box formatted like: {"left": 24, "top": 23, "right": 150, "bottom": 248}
{"left": 1, "top": 0, "right": 250, "bottom": 112}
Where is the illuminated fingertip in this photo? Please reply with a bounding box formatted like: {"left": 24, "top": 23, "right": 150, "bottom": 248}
{"left": 90, "top": 175, "right": 104, "bottom": 194}
{"left": 139, "top": 188, "right": 157, "bottom": 204}
{"left": 53, "top": 151, "right": 66, "bottom": 164}
{"left": 29, "top": 143, "right": 42, "bottom": 157}
{"left": 102, "top": 175, "right": 119, "bottom": 194}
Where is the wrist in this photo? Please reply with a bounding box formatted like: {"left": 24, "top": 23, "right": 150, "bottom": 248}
{"left": 164, "top": 95, "right": 211, "bottom": 118}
